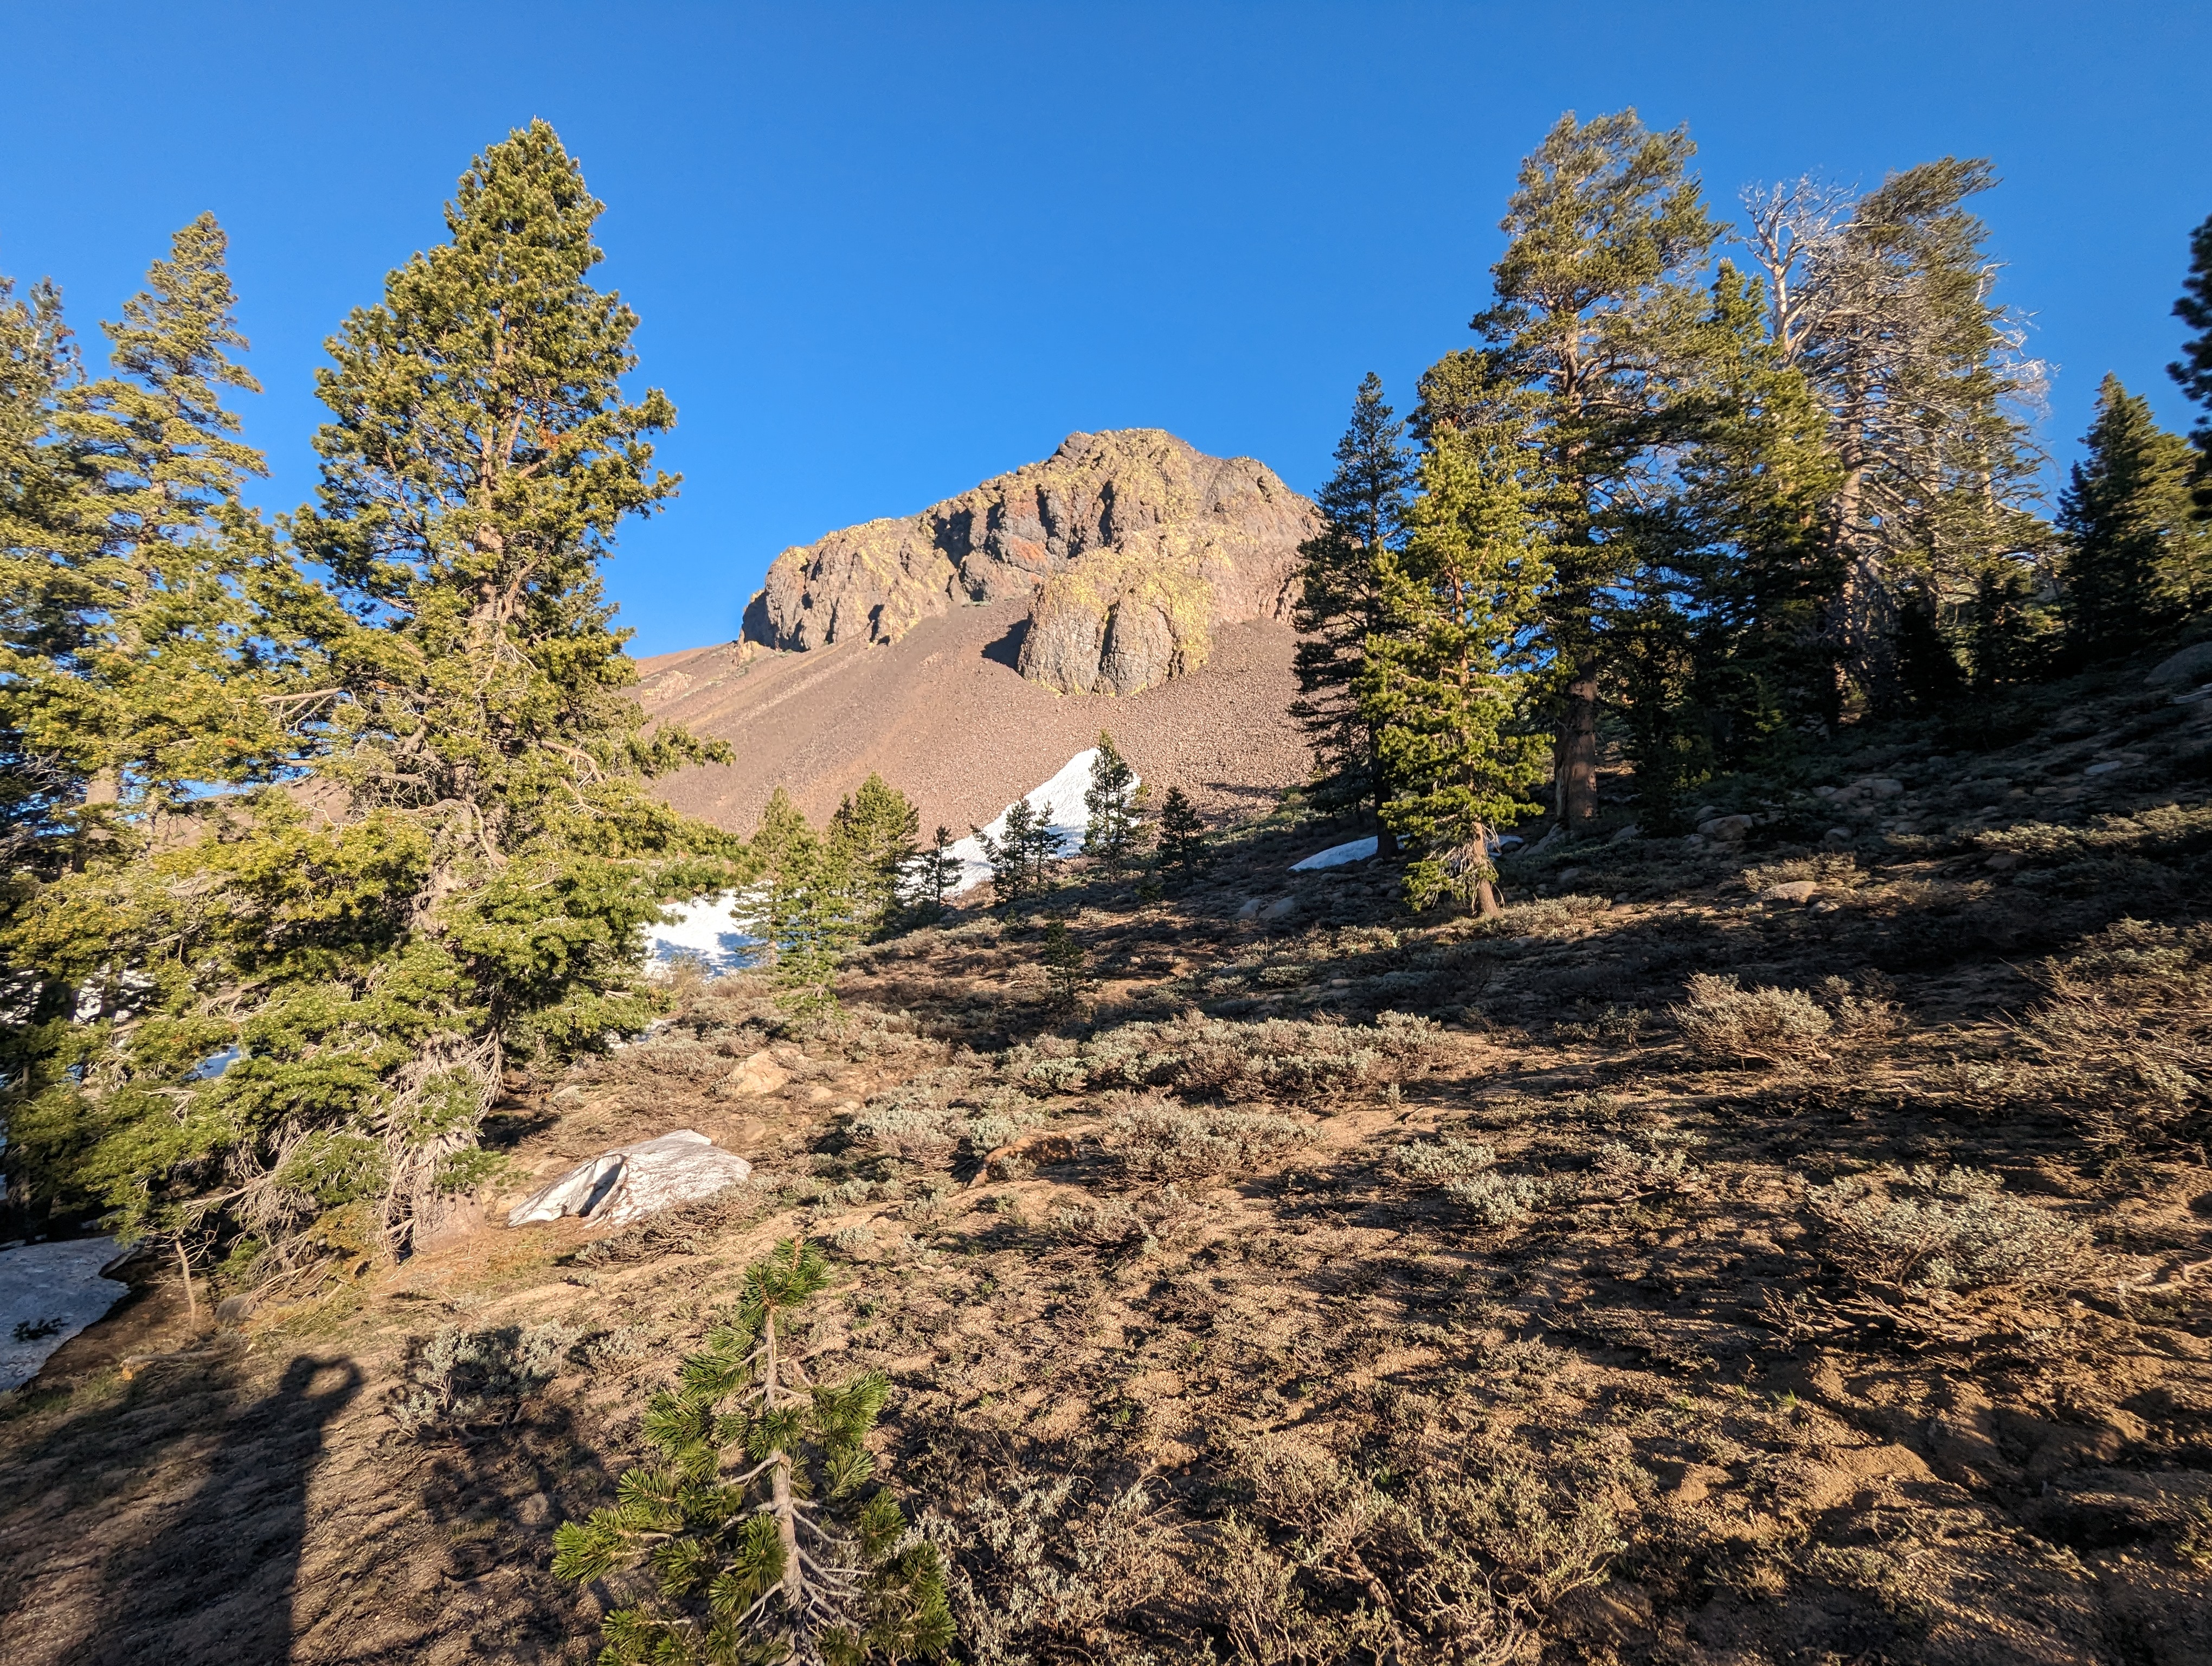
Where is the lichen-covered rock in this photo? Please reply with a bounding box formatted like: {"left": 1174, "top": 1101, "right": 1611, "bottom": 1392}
{"left": 744, "top": 429, "right": 1317, "bottom": 694}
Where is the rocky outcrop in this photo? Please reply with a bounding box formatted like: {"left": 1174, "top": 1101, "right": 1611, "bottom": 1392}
{"left": 743, "top": 429, "right": 1317, "bottom": 695}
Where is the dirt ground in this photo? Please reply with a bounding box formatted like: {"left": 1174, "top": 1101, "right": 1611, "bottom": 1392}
{"left": 4, "top": 658, "right": 2212, "bottom": 1665}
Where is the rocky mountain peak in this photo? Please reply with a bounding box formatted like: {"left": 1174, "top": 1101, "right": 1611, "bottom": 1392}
{"left": 739, "top": 428, "right": 1319, "bottom": 695}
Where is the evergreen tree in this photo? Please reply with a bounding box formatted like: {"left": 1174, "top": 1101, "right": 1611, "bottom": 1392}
{"left": 1039, "top": 915, "right": 1089, "bottom": 1013}
{"left": 0, "top": 271, "right": 95, "bottom": 876}
{"left": 914, "top": 825, "right": 964, "bottom": 922}
{"left": 1364, "top": 421, "right": 1551, "bottom": 915}
{"left": 1290, "top": 374, "right": 1412, "bottom": 844}
{"left": 974, "top": 797, "right": 1058, "bottom": 909}
{"left": 1666, "top": 262, "right": 1846, "bottom": 798}
{"left": 1969, "top": 558, "right": 2052, "bottom": 691}
{"left": 1080, "top": 732, "right": 1143, "bottom": 881}
{"left": 1423, "top": 110, "right": 1721, "bottom": 834}
{"left": 1155, "top": 786, "right": 1207, "bottom": 879}
{"left": 2171, "top": 211, "right": 2212, "bottom": 513}
{"left": 7, "top": 126, "right": 742, "bottom": 1254}
{"left": 2059, "top": 373, "right": 2209, "bottom": 653}
{"left": 555, "top": 1238, "right": 954, "bottom": 1663}
{"left": 830, "top": 773, "right": 920, "bottom": 938}
{"left": 751, "top": 789, "right": 856, "bottom": 1016}
{"left": 1752, "top": 160, "right": 2050, "bottom": 705}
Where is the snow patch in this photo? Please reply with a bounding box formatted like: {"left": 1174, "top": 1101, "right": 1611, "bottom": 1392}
{"left": 1291, "top": 836, "right": 1378, "bottom": 871}
{"left": 644, "top": 893, "right": 763, "bottom": 975}
{"left": 944, "top": 748, "right": 1134, "bottom": 894}
{"left": 2, "top": 1238, "right": 128, "bottom": 1393}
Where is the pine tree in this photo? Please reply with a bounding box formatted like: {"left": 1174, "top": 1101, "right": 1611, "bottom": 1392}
{"left": 1748, "top": 160, "right": 2050, "bottom": 706}
{"left": 0, "top": 271, "right": 95, "bottom": 875}
{"left": 2059, "top": 374, "right": 2209, "bottom": 654}
{"left": 1155, "top": 786, "right": 1207, "bottom": 879}
{"left": 7, "top": 127, "right": 743, "bottom": 1254}
{"left": 1364, "top": 421, "right": 1551, "bottom": 915}
{"left": 555, "top": 1238, "right": 954, "bottom": 1663}
{"left": 914, "top": 825, "right": 963, "bottom": 922}
{"left": 2171, "top": 212, "right": 2212, "bottom": 513}
{"left": 752, "top": 789, "right": 856, "bottom": 1016}
{"left": 1290, "top": 374, "right": 1412, "bottom": 844}
{"left": 1969, "top": 558, "right": 2052, "bottom": 690}
{"left": 1039, "top": 915, "right": 1089, "bottom": 1012}
{"left": 1423, "top": 110, "right": 1721, "bottom": 834}
{"left": 1667, "top": 262, "right": 1846, "bottom": 799}
{"left": 974, "top": 797, "right": 1059, "bottom": 909}
{"left": 1080, "top": 732, "right": 1143, "bottom": 881}
{"left": 830, "top": 773, "right": 920, "bottom": 938}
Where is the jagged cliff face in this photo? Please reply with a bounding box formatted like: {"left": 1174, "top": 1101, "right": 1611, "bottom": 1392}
{"left": 742, "top": 429, "right": 1319, "bottom": 695}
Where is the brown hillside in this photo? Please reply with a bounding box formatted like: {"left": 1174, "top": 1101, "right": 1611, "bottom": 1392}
{"left": 635, "top": 597, "right": 1314, "bottom": 838}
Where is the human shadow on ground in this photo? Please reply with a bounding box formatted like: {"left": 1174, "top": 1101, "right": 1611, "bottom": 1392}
{"left": 78, "top": 1354, "right": 359, "bottom": 1666}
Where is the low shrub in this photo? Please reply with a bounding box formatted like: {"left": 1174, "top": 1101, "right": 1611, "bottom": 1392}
{"left": 1098, "top": 1100, "right": 1315, "bottom": 1181}
{"left": 1445, "top": 1171, "right": 1551, "bottom": 1227}
{"left": 1391, "top": 1137, "right": 1497, "bottom": 1187}
{"left": 390, "top": 1322, "right": 573, "bottom": 1435}
{"left": 1807, "top": 1167, "right": 2090, "bottom": 1291}
{"left": 1671, "top": 973, "right": 1831, "bottom": 1065}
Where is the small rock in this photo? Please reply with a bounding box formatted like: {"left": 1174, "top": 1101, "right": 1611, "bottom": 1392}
{"left": 1607, "top": 823, "right": 1640, "bottom": 844}
{"left": 1984, "top": 851, "right": 2021, "bottom": 872}
{"left": 1810, "top": 899, "right": 1841, "bottom": 914}
{"left": 725, "top": 1051, "right": 790, "bottom": 1096}
{"left": 1556, "top": 866, "right": 1585, "bottom": 884}
{"left": 1859, "top": 777, "right": 1905, "bottom": 798}
{"left": 1258, "top": 896, "right": 1299, "bottom": 924}
{"left": 2146, "top": 640, "right": 2212, "bottom": 687}
{"left": 1813, "top": 785, "right": 1839, "bottom": 799}
{"left": 215, "top": 1293, "right": 259, "bottom": 1324}
{"left": 2084, "top": 760, "right": 2130, "bottom": 777}
{"left": 1764, "top": 880, "right": 1819, "bottom": 904}
{"left": 1696, "top": 815, "right": 1754, "bottom": 841}
{"left": 1823, "top": 826, "right": 1854, "bottom": 843}
{"left": 1235, "top": 898, "right": 1262, "bottom": 921}
{"left": 516, "top": 1492, "right": 554, "bottom": 1528}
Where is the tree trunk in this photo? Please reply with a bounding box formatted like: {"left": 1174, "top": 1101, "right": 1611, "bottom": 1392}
{"left": 1475, "top": 879, "right": 1502, "bottom": 918}
{"left": 1554, "top": 656, "right": 1600, "bottom": 830}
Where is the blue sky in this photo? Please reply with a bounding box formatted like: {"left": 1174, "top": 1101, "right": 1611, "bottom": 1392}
{"left": 3, "top": 2, "right": 2206, "bottom": 658}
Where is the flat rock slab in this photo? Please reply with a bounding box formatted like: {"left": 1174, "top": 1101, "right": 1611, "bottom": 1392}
{"left": 506, "top": 1130, "right": 752, "bottom": 1229}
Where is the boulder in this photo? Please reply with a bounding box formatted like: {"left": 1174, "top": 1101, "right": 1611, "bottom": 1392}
{"left": 1696, "top": 814, "right": 1754, "bottom": 841}
{"left": 507, "top": 1130, "right": 751, "bottom": 1228}
{"left": 742, "top": 430, "right": 1317, "bottom": 696}
{"left": 2145, "top": 641, "right": 2212, "bottom": 687}
{"left": 724, "top": 1050, "right": 789, "bottom": 1096}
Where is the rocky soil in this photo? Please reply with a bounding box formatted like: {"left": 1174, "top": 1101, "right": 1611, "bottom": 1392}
{"left": 636, "top": 600, "right": 1312, "bottom": 839}
{"left": 6, "top": 656, "right": 2212, "bottom": 1664}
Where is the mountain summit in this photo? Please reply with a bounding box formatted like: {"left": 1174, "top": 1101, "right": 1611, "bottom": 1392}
{"left": 740, "top": 428, "right": 1319, "bottom": 696}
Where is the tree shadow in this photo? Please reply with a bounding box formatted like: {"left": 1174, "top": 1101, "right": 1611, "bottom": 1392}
{"left": 76, "top": 1354, "right": 359, "bottom": 1665}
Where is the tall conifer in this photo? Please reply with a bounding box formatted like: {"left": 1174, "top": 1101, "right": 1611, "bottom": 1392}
{"left": 2059, "top": 374, "right": 2209, "bottom": 654}
{"left": 1290, "top": 374, "right": 1411, "bottom": 846}
{"left": 1424, "top": 110, "right": 1720, "bottom": 833}
{"left": 1364, "top": 422, "right": 1551, "bottom": 913}
{"left": 2171, "top": 212, "right": 2212, "bottom": 512}
{"left": 8, "top": 127, "right": 742, "bottom": 1254}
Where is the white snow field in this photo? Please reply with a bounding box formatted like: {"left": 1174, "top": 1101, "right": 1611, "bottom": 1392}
{"left": 2, "top": 1237, "right": 128, "bottom": 1392}
{"left": 642, "top": 893, "right": 762, "bottom": 975}
{"left": 944, "top": 748, "right": 1132, "bottom": 893}
{"left": 1290, "top": 835, "right": 1379, "bottom": 871}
